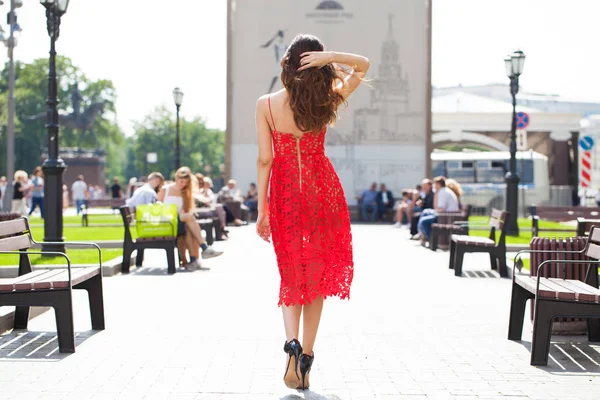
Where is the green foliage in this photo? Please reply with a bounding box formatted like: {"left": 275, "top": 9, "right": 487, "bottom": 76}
{"left": 131, "top": 106, "right": 225, "bottom": 180}
{"left": 0, "top": 56, "right": 124, "bottom": 176}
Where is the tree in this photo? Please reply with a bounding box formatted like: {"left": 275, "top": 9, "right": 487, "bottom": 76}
{"left": 131, "top": 106, "right": 225, "bottom": 182}
{"left": 0, "top": 56, "right": 125, "bottom": 178}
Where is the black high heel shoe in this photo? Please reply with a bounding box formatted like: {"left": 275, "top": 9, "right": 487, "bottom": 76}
{"left": 298, "top": 352, "right": 314, "bottom": 390}
{"left": 283, "top": 339, "right": 302, "bottom": 389}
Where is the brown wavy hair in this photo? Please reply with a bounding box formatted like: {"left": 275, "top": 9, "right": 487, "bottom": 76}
{"left": 175, "top": 167, "right": 194, "bottom": 213}
{"left": 280, "top": 34, "right": 346, "bottom": 133}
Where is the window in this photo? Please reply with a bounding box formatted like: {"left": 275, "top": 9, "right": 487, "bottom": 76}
{"left": 446, "top": 160, "right": 475, "bottom": 183}
{"left": 476, "top": 160, "right": 506, "bottom": 183}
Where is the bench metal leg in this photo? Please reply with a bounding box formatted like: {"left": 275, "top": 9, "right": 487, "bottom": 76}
{"left": 213, "top": 218, "right": 223, "bottom": 241}
{"left": 508, "top": 282, "right": 533, "bottom": 340}
{"left": 448, "top": 241, "right": 456, "bottom": 270}
{"left": 489, "top": 253, "right": 498, "bottom": 271}
{"left": 74, "top": 274, "right": 105, "bottom": 330}
{"left": 122, "top": 246, "right": 133, "bottom": 274}
{"left": 531, "top": 300, "right": 554, "bottom": 366}
{"left": 166, "top": 246, "right": 176, "bottom": 275}
{"left": 454, "top": 247, "right": 465, "bottom": 277}
{"left": 53, "top": 291, "right": 75, "bottom": 353}
{"left": 497, "top": 251, "right": 508, "bottom": 278}
{"left": 430, "top": 231, "right": 439, "bottom": 252}
{"left": 13, "top": 306, "right": 30, "bottom": 329}
{"left": 135, "top": 249, "right": 145, "bottom": 267}
{"left": 588, "top": 319, "right": 600, "bottom": 342}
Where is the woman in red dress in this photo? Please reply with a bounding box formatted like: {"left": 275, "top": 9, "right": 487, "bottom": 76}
{"left": 255, "top": 34, "right": 369, "bottom": 390}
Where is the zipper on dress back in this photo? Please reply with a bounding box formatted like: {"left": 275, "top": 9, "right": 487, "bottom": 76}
{"left": 296, "top": 137, "right": 302, "bottom": 190}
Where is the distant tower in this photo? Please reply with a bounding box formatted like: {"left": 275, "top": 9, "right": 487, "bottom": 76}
{"left": 353, "top": 13, "right": 410, "bottom": 143}
{"left": 372, "top": 14, "right": 410, "bottom": 139}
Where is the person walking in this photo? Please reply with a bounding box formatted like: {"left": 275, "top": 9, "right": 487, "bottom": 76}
{"left": 71, "top": 175, "right": 88, "bottom": 215}
{"left": 11, "top": 170, "right": 28, "bottom": 215}
{"left": 28, "top": 167, "right": 44, "bottom": 218}
{"left": 255, "top": 34, "right": 369, "bottom": 391}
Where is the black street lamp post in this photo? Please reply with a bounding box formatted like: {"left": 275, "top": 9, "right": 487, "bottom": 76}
{"left": 173, "top": 87, "right": 184, "bottom": 170}
{"left": 504, "top": 50, "right": 526, "bottom": 236}
{"left": 40, "top": 0, "right": 69, "bottom": 253}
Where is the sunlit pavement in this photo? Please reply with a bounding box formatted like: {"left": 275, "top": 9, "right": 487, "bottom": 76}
{"left": 1, "top": 224, "right": 599, "bottom": 399}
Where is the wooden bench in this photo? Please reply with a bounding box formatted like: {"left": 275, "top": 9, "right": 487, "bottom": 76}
{"left": 430, "top": 204, "right": 472, "bottom": 251}
{"left": 509, "top": 226, "right": 600, "bottom": 365}
{"left": 448, "top": 209, "right": 508, "bottom": 277}
{"left": 529, "top": 205, "right": 600, "bottom": 238}
{"left": 82, "top": 198, "right": 126, "bottom": 226}
{"left": 119, "top": 206, "right": 177, "bottom": 274}
{"left": 576, "top": 217, "right": 600, "bottom": 237}
{"left": 0, "top": 217, "right": 105, "bottom": 353}
{"left": 194, "top": 207, "right": 222, "bottom": 243}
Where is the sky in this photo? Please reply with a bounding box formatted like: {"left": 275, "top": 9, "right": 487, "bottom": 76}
{"left": 2, "top": 0, "right": 598, "bottom": 136}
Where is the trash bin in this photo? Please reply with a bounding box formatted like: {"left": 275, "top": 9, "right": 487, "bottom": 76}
{"left": 529, "top": 236, "right": 592, "bottom": 334}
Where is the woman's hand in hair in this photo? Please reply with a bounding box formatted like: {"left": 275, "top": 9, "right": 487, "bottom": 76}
{"left": 297, "top": 51, "right": 333, "bottom": 71}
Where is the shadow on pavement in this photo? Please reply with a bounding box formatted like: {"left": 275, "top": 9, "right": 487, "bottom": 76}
{"left": 514, "top": 339, "right": 600, "bottom": 373}
{"left": 0, "top": 330, "right": 101, "bottom": 360}
{"left": 281, "top": 392, "right": 344, "bottom": 400}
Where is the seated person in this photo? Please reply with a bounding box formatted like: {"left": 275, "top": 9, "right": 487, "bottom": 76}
{"left": 410, "top": 179, "right": 434, "bottom": 237}
{"left": 218, "top": 178, "right": 249, "bottom": 223}
{"left": 125, "top": 172, "right": 165, "bottom": 211}
{"left": 394, "top": 189, "right": 413, "bottom": 228}
{"left": 202, "top": 177, "right": 246, "bottom": 227}
{"left": 157, "top": 167, "right": 223, "bottom": 271}
{"left": 357, "top": 182, "right": 378, "bottom": 222}
{"left": 376, "top": 183, "right": 394, "bottom": 220}
{"left": 417, "top": 176, "right": 459, "bottom": 243}
{"left": 244, "top": 182, "right": 259, "bottom": 213}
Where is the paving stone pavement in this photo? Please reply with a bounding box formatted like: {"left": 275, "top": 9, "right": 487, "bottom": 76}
{"left": 1, "top": 224, "right": 600, "bottom": 400}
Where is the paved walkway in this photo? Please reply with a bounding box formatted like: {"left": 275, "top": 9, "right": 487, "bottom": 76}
{"left": 1, "top": 225, "right": 600, "bottom": 400}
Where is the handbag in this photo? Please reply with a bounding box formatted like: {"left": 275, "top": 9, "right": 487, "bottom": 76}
{"left": 135, "top": 203, "right": 178, "bottom": 238}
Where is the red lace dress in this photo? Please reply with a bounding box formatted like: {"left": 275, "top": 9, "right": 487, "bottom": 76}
{"left": 267, "top": 97, "right": 354, "bottom": 306}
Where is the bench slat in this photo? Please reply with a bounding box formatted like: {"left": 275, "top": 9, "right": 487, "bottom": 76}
{"left": 1, "top": 267, "right": 100, "bottom": 292}
{"left": 51, "top": 267, "right": 100, "bottom": 288}
{"left": 514, "top": 276, "right": 557, "bottom": 299}
{"left": 0, "top": 218, "right": 28, "bottom": 237}
{"left": 0, "top": 234, "right": 31, "bottom": 251}
{"left": 13, "top": 269, "right": 66, "bottom": 291}
{"left": 552, "top": 279, "right": 600, "bottom": 303}
{"left": 515, "top": 275, "right": 600, "bottom": 303}
{"left": 0, "top": 270, "right": 50, "bottom": 292}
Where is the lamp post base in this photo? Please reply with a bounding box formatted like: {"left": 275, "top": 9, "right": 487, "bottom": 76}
{"left": 505, "top": 171, "right": 520, "bottom": 236}
{"left": 42, "top": 158, "right": 66, "bottom": 254}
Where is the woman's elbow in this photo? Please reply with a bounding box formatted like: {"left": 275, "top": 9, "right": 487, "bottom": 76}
{"left": 257, "top": 157, "right": 273, "bottom": 167}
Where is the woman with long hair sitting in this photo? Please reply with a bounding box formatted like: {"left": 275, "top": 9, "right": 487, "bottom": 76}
{"left": 157, "top": 167, "right": 223, "bottom": 271}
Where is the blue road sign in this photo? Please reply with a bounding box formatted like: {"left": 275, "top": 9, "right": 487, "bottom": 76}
{"left": 579, "top": 136, "right": 595, "bottom": 151}
{"left": 516, "top": 112, "right": 530, "bottom": 129}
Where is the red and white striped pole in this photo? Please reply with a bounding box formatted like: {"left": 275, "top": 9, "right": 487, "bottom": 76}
{"left": 581, "top": 150, "right": 592, "bottom": 188}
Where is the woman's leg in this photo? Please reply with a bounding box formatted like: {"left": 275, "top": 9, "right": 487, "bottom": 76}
{"left": 177, "top": 236, "right": 188, "bottom": 265}
{"left": 184, "top": 231, "right": 200, "bottom": 260}
{"left": 282, "top": 304, "right": 302, "bottom": 341}
{"left": 179, "top": 213, "right": 206, "bottom": 246}
{"left": 301, "top": 296, "right": 324, "bottom": 355}
{"left": 214, "top": 204, "right": 227, "bottom": 230}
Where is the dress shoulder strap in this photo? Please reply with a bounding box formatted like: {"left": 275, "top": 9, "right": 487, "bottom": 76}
{"left": 267, "top": 96, "right": 276, "bottom": 131}
{"left": 164, "top": 184, "right": 171, "bottom": 196}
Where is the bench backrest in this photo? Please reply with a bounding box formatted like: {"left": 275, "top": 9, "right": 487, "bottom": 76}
{"left": 530, "top": 205, "right": 600, "bottom": 222}
{"left": 488, "top": 208, "right": 508, "bottom": 245}
{"left": 586, "top": 227, "right": 600, "bottom": 259}
{"left": 0, "top": 217, "right": 34, "bottom": 275}
{"left": 119, "top": 206, "right": 134, "bottom": 244}
{"left": 85, "top": 198, "right": 126, "bottom": 208}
